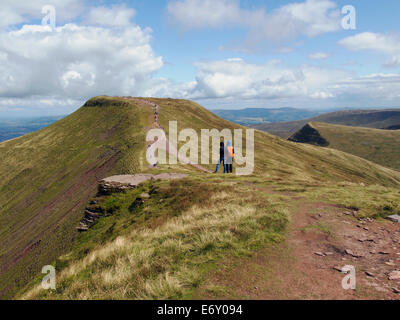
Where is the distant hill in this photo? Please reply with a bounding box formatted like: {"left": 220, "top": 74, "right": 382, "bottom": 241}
{"left": 254, "top": 109, "right": 400, "bottom": 138}
{"left": 289, "top": 122, "right": 400, "bottom": 171}
{"left": 212, "top": 108, "right": 322, "bottom": 126}
{"left": 0, "top": 116, "right": 64, "bottom": 142}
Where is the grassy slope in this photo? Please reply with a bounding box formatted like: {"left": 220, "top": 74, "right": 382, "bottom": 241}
{"left": 21, "top": 176, "right": 291, "bottom": 299}
{"left": 254, "top": 109, "right": 400, "bottom": 138}
{"left": 152, "top": 98, "right": 400, "bottom": 186}
{"left": 7, "top": 97, "right": 400, "bottom": 299}
{"left": 297, "top": 122, "right": 400, "bottom": 171}
{"left": 0, "top": 96, "right": 152, "bottom": 298}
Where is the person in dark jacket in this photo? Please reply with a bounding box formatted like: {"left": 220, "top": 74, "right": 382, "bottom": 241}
{"left": 214, "top": 141, "right": 226, "bottom": 173}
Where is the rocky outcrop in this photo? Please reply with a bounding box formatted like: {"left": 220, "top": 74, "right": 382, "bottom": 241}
{"left": 78, "top": 173, "right": 188, "bottom": 232}
{"left": 77, "top": 209, "right": 103, "bottom": 232}
{"left": 387, "top": 215, "right": 400, "bottom": 223}
{"left": 98, "top": 173, "right": 188, "bottom": 195}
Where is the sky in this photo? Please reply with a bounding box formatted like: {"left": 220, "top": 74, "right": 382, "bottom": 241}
{"left": 0, "top": 0, "right": 399, "bottom": 117}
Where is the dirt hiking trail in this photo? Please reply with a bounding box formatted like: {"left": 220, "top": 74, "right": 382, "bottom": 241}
{"left": 196, "top": 195, "right": 400, "bottom": 300}
{"left": 126, "top": 98, "right": 211, "bottom": 173}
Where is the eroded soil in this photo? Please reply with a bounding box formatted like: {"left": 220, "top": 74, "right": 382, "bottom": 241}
{"left": 196, "top": 198, "right": 400, "bottom": 300}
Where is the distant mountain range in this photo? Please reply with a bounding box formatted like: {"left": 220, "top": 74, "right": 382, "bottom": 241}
{"left": 4, "top": 108, "right": 400, "bottom": 143}
{"left": 212, "top": 108, "right": 324, "bottom": 126}
{"left": 215, "top": 107, "right": 400, "bottom": 171}
{"left": 253, "top": 109, "right": 400, "bottom": 138}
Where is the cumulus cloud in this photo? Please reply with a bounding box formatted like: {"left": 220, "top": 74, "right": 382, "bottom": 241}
{"left": 1, "top": 2, "right": 399, "bottom": 114}
{"left": 250, "top": 0, "right": 341, "bottom": 42}
{"left": 148, "top": 58, "right": 348, "bottom": 102}
{"left": 167, "top": 0, "right": 341, "bottom": 44}
{"left": 148, "top": 58, "right": 400, "bottom": 109}
{"left": 0, "top": 23, "right": 163, "bottom": 107}
{"left": 143, "top": 78, "right": 197, "bottom": 99}
{"left": 84, "top": 5, "right": 136, "bottom": 27}
{"left": 339, "top": 32, "right": 400, "bottom": 68}
{"left": 190, "top": 58, "right": 348, "bottom": 100}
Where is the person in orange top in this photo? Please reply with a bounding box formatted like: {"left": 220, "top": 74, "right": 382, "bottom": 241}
{"left": 225, "top": 140, "right": 234, "bottom": 173}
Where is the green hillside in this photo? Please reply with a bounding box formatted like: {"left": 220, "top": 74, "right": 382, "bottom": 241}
{"left": 2, "top": 97, "right": 400, "bottom": 299}
{"left": 289, "top": 122, "right": 400, "bottom": 171}
{"left": 254, "top": 109, "right": 400, "bottom": 138}
{"left": 0, "top": 97, "right": 153, "bottom": 298}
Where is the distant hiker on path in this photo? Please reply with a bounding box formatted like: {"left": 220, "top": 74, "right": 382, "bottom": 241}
{"left": 214, "top": 141, "right": 226, "bottom": 173}
{"left": 225, "top": 140, "right": 234, "bottom": 173}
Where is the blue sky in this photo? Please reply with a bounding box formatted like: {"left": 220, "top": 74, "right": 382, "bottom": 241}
{"left": 140, "top": 0, "right": 398, "bottom": 77}
{"left": 0, "top": 0, "right": 399, "bottom": 117}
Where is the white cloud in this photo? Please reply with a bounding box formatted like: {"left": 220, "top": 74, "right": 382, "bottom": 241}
{"left": 384, "top": 57, "right": 400, "bottom": 68}
{"left": 143, "top": 78, "right": 197, "bottom": 99}
{"left": 333, "top": 73, "right": 400, "bottom": 100}
{"left": 150, "top": 58, "right": 348, "bottom": 101}
{"left": 339, "top": 32, "right": 400, "bottom": 53}
{"left": 149, "top": 58, "right": 400, "bottom": 109}
{"left": 277, "top": 0, "right": 340, "bottom": 37}
{"left": 0, "top": 23, "right": 163, "bottom": 106}
{"left": 310, "top": 91, "right": 333, "bottom": 99}
{"left": 0, "top": 0, "right": 85, "bottom": 28}
{"left": 309, "top": 52, "right": 329, "bottom": 60}
{"left": 1, "top": 3, "right": 399, "bottom": 114}
{"left": 167, "top": 0, "right": 341, "bottom": 44}
{"left": 84, "top": 5, "right": 136, "bottom": 27}
{"left": 192, "top": 59, "right": 348, "bottom": 100}
{"left": 339, "top": 32, "right": 400, "bottom": 68}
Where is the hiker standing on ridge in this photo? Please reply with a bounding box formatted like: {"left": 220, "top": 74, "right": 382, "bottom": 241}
{"left": 214, "top": 141, "right": 226, "bottom": 173}
{"left": 225, "top": 140, "right": 234, "bottom": 173}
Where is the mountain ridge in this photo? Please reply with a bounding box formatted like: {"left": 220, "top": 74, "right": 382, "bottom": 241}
{"left": 212, "top": 107, "right": 322, "bottom": 126}
{"left": 253, "top": 108, "right": 400, "bottom": 138}
{"left": 2, "top": 96, "right": 400, "bottom": 299}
